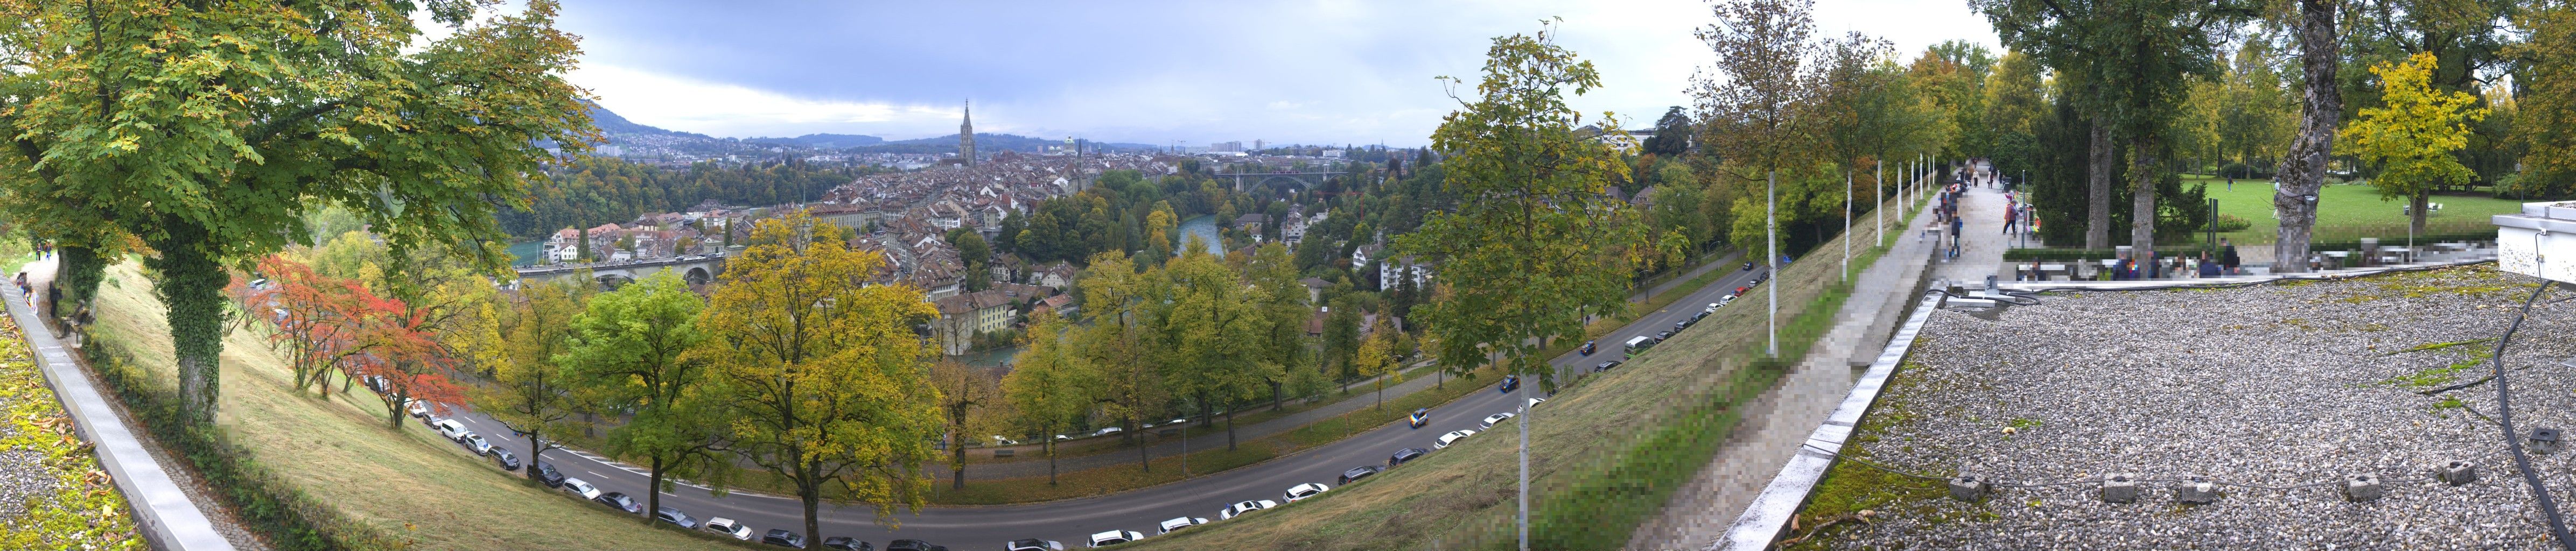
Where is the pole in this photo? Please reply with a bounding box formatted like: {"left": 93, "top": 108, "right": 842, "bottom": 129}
{"left": 1517, "top": 391, "right": 1529, "bottom": 551}
{"left": 1843, "top": 171, "right": 1850, "bottom": 281}
{"left": 1876, "top": 158, "right": 1884, "bottom": 248}
{"left": 1767, "top": 170, "right": 1778, "bottom": 357}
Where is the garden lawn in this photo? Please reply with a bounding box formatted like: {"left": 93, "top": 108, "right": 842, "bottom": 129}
{"left": 2184, "top": 175, "right": 2528, "bottom": 243}
{"left": 87, "top": 262, "right": 740, "bottom": 551}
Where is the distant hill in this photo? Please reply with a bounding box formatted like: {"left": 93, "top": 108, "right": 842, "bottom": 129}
{"left": 587, "top": 104, "right": 709, "bottom": 138}
{"left": 851, "top": 133, "right": 1161, "bottom": 154}
{"left": 745, "top": 133, "right": 885, "bottom": 149}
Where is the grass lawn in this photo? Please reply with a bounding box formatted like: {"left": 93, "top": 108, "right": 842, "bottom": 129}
{"left": 2186, "top": 175, "right": 2528, "bottom": 244}
{"left": 1116, "top": 184, "right": 1912, "bottom": 550}
{"left": 87, "top": 262, "right": 738, "bottom": 551}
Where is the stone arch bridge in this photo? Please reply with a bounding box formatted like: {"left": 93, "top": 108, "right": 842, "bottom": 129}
{"left": 1217, "top": 170, "right": 1346, "bottom": 193}
{"left": 514, "top": 253, "right": 726, "bottom": 288}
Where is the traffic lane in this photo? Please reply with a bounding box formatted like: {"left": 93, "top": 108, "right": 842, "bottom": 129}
{"left": 1548, "top": 264, "right": 1763, "bottom": 382}
{"left": 427, "top": 379, "right": 1534, "bottom": 546}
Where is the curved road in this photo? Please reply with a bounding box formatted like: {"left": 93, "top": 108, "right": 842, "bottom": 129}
{"left": 436, "top": 257, "right": 1774, "bottom": 548}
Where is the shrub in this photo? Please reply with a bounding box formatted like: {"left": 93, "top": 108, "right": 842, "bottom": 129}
{"left": 2212, "top": 214, "right": 2252, "bottom": 232}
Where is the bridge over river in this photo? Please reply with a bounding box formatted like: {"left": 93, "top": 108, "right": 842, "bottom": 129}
{"left": 514, "top": 253, "right": 725, "bottom": 287}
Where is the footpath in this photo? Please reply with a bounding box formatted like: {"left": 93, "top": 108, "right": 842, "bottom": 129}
{"left": 8, "top": 256, "right": 237, "bottom": 550}
{"left": 947, "top": 249, "right": 1743, "bottom": 481}
{"left": 1629, "top": 171, "right": 2012, "bottom": 549}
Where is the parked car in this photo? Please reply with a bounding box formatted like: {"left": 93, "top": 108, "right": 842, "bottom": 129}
{"left": 1742, "top": 261, "right": 1756, "bottom": 271}
{"left": 1218, "top": 499, "right": 1277, "bottom": 520}
{"left": 489, "top": 448, "right": 521, "bottom": 471}
{"left": 820, "top": 536, "right": 872, "bottom": 550}
{"left": 705, "top": 517, "right": 753, "bottom": 540}
{"left": 1157, "top": 515, "right": 1209, "bottom": 534}
{"left": 1480, "top": 412, "right": 1516, "bottom": 429}
{"left": 1689, "top": 310, "right": 1709, "bottom": 323}
{"left": 1655, "top": 330, "right": 1674, "bottom": 341}
{"left": 885, "top": 538, "right": 943, "bottom": 551}
{"left": 594, "top": 492, "right": 641, "bottom": 514}
{"left": 1594, "top": 360, "right": 1622, "bottom": 372}
{"left": 1090, "top": 426, "right": 1123, "bottom": 437}
{"left": 461, "top": 433, "right": 492, "bottom": 455}
{"left": 1704, "top": 302, "right": 1721, "bottom": 313}
{"left": 1389, "top": 447, "right": 1429, "bottom": 467}
{"left": 1436, "top": 429, "right": 1476, "bottom": 449}
{"left": 1339, "top": 465, "right": 1382, "bottom": 484}
{"left": 562, "top": 477, "right": 600, "bottom": 500}
{"left": 1527, "top": 397, "right": 1549, "bottom": 410}
{"left": 406, "top": 399, "right": 431, "bottom": 418}
{"left": 654, "top": 506, "right": 700, "bottom": 530}
{"left": 1579, "top": 340, "right": 1595, "bottom": 355}
{"left": 1086, "top": 530, "right": 1143, "bottom": 547}
{"left": 432, "top": 419, "right": 468, "bottom": 440}
{"left": 1283, "top": 482, "right": 1330, "bottom": 502}
{"left": 1672, "top": 321, "right": 1690, "bottom": 333}
{"left": 534, "top": 461, "right": 565, "bottom": 487}
{"left": 1005, "top": 539, "right": 1065, "bottom": 551}
{"left": 763, "top": 529, "right": 808, "bottom": 548}
{"left": 989, "top": 435, "right": 1021, "bottom": 446}
{"left": 1499, "top": 375, "right": 1520, "bottom": 393}
{"left": 1408, "top": 408, "right": 1429, "bottom": 428}
{"left": 1733, "top": 286, "right": 1749, "bottom": 296}
{"left": 1718, "top": 294, "right": 1735, "bottom": 307}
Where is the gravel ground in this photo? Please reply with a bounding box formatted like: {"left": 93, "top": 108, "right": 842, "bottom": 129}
{"left": 1817, "top": 264, "right": 2576, "bottom": 550}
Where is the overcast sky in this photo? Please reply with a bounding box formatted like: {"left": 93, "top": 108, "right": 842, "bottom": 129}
{"left": 548, "top": 1, "right": 1998, "bottom": 146}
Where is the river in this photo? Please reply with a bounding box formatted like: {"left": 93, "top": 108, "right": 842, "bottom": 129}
{"left": 1175, "top": 215, "right": 1226, "bottom": 256}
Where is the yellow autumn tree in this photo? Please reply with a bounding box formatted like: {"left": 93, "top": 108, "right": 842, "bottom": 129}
{"left": 701, "top": 210, "right": 946, "bottom": 541}
{"left": 1353, "top": 315, "right": 1403, "bottom": 410}
{"left": 2339, "top": 51, "right": 2488, "bottom": 236}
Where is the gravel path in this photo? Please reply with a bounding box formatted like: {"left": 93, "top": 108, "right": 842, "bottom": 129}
{"left": 1818, "top": 264, "right": 2576, "bottom": 550}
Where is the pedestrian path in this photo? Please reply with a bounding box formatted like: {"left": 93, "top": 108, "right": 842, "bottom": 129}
{"left": 1630, "top": 169, "right": 2004, "bottom": 549}
{"left": 5, "top": 256, "right": 236, "bottom": 551}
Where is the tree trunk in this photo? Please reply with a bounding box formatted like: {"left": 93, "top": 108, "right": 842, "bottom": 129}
{"left": 148, "top": 220, "right": 229, "bottom": 426}
{"left": 1138, "top": 419, "right": 1150, "bottom": 472}
{"left": 648, "top": 457, "right": 666, "bottom": 525}
{"left": 2410, "top": 192, "right": 2429, "bottom": 238}
{"left": 1270, "top": 380, "right": 1283, "bottom": 411}
{"left": 2087, "top": 120, "right": 2114, "bottom": 250}
{"left": 56, "top": 245, "right": 102, "bottom": 321}
{"left": 1046, "top": 425, "right": 1059, "bottom": 485}
{"left": 951, "top": 430, "right": 968, "bottom": 490}
{"left": 2274, "top": 0, "right": 2341, "bottom": 273}
{"left": 802, "top": 486, "right": 822, "bottom": 551}
{"left": 2131, "top": 133, "right": 2162, "bottom": 255}
{"left": 1225, "top": 403, "right": 1238, "bottom": 451}
{"left": 387, "top": 390, "right": 409, "bottom": 430}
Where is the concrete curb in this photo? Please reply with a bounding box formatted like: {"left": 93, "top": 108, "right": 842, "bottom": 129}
{"left": 1994, "top": 252, "right": 2498, "bottom": 292}
{"left": 5, "top": 285, "right": 236, "bottom": 551}
{"left": 1710, "top": 291, "right": 1943, "bottom": 551}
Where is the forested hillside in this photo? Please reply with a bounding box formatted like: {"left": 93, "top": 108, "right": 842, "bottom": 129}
{"left": 503, "top": 157, "right": 877, "bottom": 238}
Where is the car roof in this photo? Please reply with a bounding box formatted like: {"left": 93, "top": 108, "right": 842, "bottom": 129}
{"left": 1090, "top": 529, "right": 1125, "bottom": 538}
{"left": 1161, "top": 517, "right": 1192, "bottom": 527}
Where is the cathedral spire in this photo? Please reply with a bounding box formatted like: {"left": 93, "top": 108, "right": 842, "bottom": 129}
{"left": 958, "top": 100, "right": 976, "bottom": 167}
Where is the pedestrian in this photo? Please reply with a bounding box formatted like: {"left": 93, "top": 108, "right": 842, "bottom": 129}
{"left": 2199, "top": 251, "right": 2221, "bottom": 278}
{"left": 2220, "top": 238, "right": 2240, "bottom": 276}
{"left": 12, "top": 271, "right": 24, "bottom": 296}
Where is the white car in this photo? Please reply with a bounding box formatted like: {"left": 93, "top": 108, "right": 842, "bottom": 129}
{"left": 1006, "top": 539, "right": 1066, "bottom": 551}
{"left": 1087, "top": 529, "right": 1144, "bottom": 547}
{"left": 561, "top": 477, "right": 600, "bottom": 500}
{"left": 1283, "top": 483, "right": 1329, "bottom": 502}
{"left": 1436, "top": 429, "right": 1477, "bottom": 449}
{"left": 1157, "top": 516, "right": 1209, "bottom": 534}
{"left": 704, "top": 517, "right": 752, "bottom": 540}
{"left": 1718, "top": 294, "right": 1735, "bottom": 307}
{"left": 1526, "top": 397, "right": 1548, "bottom": 411}
{"left": 1480, "top": 412, "right": 1517, "bottom": 429}
{"left": 461, "top": 433, "right": 492, "bottom": 455}
{"left": 1091, "top": 426, "right": 1123, "bottom": 437}
{"left": 431, "top": 419, "right": 468, "bottom": 440}
{"left": 406, "top": 399, "right": 432, "bottom": 418}
{"left": 1218, "top": 499, "right": 1277, "bottom": 520}
{"left": 990, "top": 435, "right": 1021, "bottom": 446}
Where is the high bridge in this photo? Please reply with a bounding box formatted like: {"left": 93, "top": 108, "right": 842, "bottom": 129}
{"left": 514, "top": 252, "right": 726, "bottom": 287}
{"left": 1215, "top": 170, "right": 1345, "bottom": 192}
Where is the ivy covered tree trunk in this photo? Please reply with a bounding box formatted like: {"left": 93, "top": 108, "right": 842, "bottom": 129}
{"left": 2087, "top": 119, "right": 2114, "bottom": 250}
{"left": 55, "top": 245, "right": 104, "bottom": 321}
{"left": 2274, "top": 0, "right": 2340, "bottom": 273}
{"left": 147, "top": 221, "right": 230, "bottom": 425}
{"left": 2130, "top": 133, "right": 2162, "bottom": 254}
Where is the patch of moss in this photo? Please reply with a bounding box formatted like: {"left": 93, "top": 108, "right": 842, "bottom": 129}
{"left": 2378, "top": 351, "right": 2493, "bottom": 388}
{"left": 1782, "top": 363, "right": 1952, "bottom": 550}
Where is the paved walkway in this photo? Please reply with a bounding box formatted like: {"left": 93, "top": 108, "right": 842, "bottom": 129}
{"left": 6, "top": 256, "right": 236, "bottom": 550}
{"left": 1630, "top": 167, "right": 2015, "bottom": 549}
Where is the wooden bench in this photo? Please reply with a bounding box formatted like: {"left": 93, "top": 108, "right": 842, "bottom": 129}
{"left": 991, "top": 449, "right": 1015, "bottom": 458}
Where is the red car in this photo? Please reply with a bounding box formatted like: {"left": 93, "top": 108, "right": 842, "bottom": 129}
{"left": 1733, "top": 286, "right": 1749, "bottom": 296}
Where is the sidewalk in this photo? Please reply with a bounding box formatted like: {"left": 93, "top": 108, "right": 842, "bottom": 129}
{"left": 6, "top": 256, "right": 236, "bottom": 550}
{"left": 1630, "top": 173, "right": 2005, "bottom": 549}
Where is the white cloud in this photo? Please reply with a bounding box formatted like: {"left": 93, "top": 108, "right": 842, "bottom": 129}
{"left": 571, "top": 64, "right": 956, "bottom": 138}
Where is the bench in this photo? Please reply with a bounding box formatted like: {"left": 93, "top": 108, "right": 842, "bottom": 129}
{"left": 992, "top": 449, "right": 1015, "bottom": 458}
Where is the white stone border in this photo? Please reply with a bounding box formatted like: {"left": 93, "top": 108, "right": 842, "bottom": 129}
{"left": 1710, "top": 291, "right": 1943, "bottom": 551}
{"left": 1993, "top": 253, "right": 2497, "bottom": 292}
{"left": 6, "top": 285, "right": 235, "bottom": 550}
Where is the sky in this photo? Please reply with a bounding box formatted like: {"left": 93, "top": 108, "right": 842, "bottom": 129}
{"left": 534, "top": 1, "right": 1999, "bottom": 146}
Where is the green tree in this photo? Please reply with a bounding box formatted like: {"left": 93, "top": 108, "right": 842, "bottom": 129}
{"left": 1402, "top": 20, "right": 1645, "bottom": 393}
{"left": 2511, "top": 4, "right": 2576, "bottom": 197}
{"left": 1353, "top": 316, "right": 1402, "bottom": 410}
{"left": 703, "top": 212, "right": 946, "bottom": 539}
{"left": 1003, "top": 309, "right": 1093, "bottom": 485}
{"left": 471, "top": 274, "right": 586, "bottom": 478}
{"left": 2340, "top": 52, "right": 2488, "bottom": 236}
{"left": 928, "top": 359, "right": 999, "bottom": 489}
{"left": 0, "top": 1, "right": 594, "bottom": 423}
{"left": 558, "top": 270, "right": 722, "bottom": 518}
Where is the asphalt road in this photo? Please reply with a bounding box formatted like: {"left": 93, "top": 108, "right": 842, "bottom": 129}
{"left": 430, "top": 258, "right": 1778, "bottom": 549}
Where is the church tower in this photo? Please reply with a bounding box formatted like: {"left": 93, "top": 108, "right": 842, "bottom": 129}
{"left": 958, "top": 100, "right": 976, "bottom": 167}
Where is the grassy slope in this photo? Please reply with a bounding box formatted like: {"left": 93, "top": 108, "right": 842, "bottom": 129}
{"left": 1120, "top": 193, "right": 1906, "bottom": 550}
{"left": 2186, "top": 175, "right": 2526, "bottom": 243}
{"left": 88, "top": 263, "right": 729, "bottom": 551}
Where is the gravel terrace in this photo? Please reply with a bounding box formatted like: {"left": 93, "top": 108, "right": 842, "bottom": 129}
{"left": 1807, "top": 264, "right": 2576, "bottom": 550}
